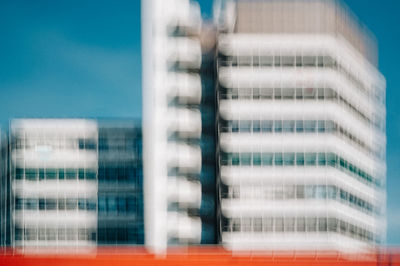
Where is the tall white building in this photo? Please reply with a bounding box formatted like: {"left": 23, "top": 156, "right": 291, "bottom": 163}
{"left": 142, "top": 0, "right": 204, "bottom": 251}
{"left": 215, "top": 0, "right": 386, "bottom": 252}
{"left": 11, "top": 119, "right": 98, "bottom": 250}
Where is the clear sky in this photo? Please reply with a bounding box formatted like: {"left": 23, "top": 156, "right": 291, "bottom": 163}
{"left": 0, "top": 0, "right": 399, "bottom": 244}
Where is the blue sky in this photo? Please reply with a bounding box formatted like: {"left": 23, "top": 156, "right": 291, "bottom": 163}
{"left": 0, "top": 0, "right": 399, "bottom": 244}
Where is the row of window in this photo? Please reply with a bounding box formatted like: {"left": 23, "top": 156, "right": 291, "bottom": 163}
{"left": 15, "top": 168, "right": 97, "bottom": 181}
{"left": 218, "top": 54, "right": 372, "bottom": 101}
{"left": 222, "top": 184, "right": 376, "bottom": 215}
{"left": 98, "top": 196, "right": 141, "bottom": 215}
{"left": 221, "top": 119, "right": 374, "bottom": 156}
{"left": 223, "top": 216, "right": 375, "bottom": 243}
{"left": 219, "top": 87, "right": 378, "bottom": 130}
{"left": 98, "top": 166, "right": 141, "bottom": 183}
{"left": 220, "top": 152, "right": 377, "bottom": 187}
{"left": 14, "top": 138, "right": 97, "bottom": 151}
{"left": 98, "top": 227, "right": 144, "bottom": 244}
{"left": 98, "top": 137, "right": 139, "bottom": 152}
{"left": 15, "top": 227, "right": 96, "bottom": 242}
{"left": 15, "top": 197, "right": 97, "bottom": 211}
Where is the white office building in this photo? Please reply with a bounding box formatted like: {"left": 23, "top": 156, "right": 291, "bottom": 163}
{"left": 11, "top": 119, "right": 98, "bottom": 250}
{"left": 216, "top": 0, "right": 386, "bottom": 252}
{"left": 142, "top": 0, "right": 203, "bottom": 251}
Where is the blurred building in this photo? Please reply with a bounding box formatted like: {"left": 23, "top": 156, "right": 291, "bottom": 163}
{"left": 7, "top": 119, "right": 145, "bottom": 250}
{"left": 199, "top": 25, "right": 219, "bottom": 244}
{"left": 97, "top": 120, "right": 144, "bottom": 245}
{"left": 0, "top": 130, "right": 10, "bottom": 248}
{"left": 142, "top": 0, "right": 208, "bottom": 251}
{"left": 215, "top": 0, "right": 386, "bottom": 252}
{"left": 10, "top": 119, "right": 98, "bottom": 249}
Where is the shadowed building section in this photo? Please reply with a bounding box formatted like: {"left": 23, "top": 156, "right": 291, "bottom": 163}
{"left": 97, "top": 120, "right": 144, "bottom": 245}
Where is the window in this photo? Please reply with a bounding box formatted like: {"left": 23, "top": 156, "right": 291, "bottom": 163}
{"left": 46, "top": 168, "right": 56, "bottom": 179}
{"left": 317, "top": 56, "right": 324, "bottom": 67}
{"left": 47, "top": 228, "right": 56, "bottom": 240}
{"left": 26, "top": 199, "right": 38, "bottom": 210}
{"left": 232, "top": 186, "right": 240, "bottom": 199}
{"left": 263, "top": 217, "right": 273, "bottom": 232}
{"left": 253, "top": 153, "right": 261, "bottom": 166}
{"left": 243, "top": 218, "right": 252, "bottom": 232}
{"left": 78, "top": 169, "right": 85, "bottom": 180}
{"left": 296, "top": 153, "right": 304, "bottom": 166}
{"left": 317, "top": 88, "right": 324, "bottom": 99}
{"left": 303, "top": 56, "right": 316, "bottom": 67}
{"left": 283, "top": 153, "right": 295, "bottom": 166}
{"left": 253, "top": 56, "right": 260, "bottom": 67}
{"left": 240, "top": 153, "right": 252, "bottom": 166}
{"left": 66, "top": 169, "right": 76, "bottom": 179}
{"left": 304, "top": 88, "right": 315, "bottom": 99}
{"left": 304, "top": 120, "right": 316, "bottom": 132}
{"left": 274, "top": 185, "right": 283, "bottom": 199}
{"left": 46, "top": 199, "right": 57, "bottom": 210}
{"left": 39, "top": 199, "right": 45, "bottom": 210}
{"left": 118, "top": 197, "right": 127, "bottom": 214}
{"left": 253, "top": 88, "right": 260, "bottom": 99}
{"left": 328, "top": 218, "right": 337, "bottom": 232}
{"left": 283, "top": 121, "right": 295, "bottom": 132}
{"left": 15, "top": 198, "right": 23, "bottom": 210}
{"left": 260, "top": 88, "right": 273, "bottom": 99}
{"left": 316, "top": 186, "right": 326, "bottom": 199}
{"left": 107, "top": 197, "right": 117, "bottom": 214}
{"left": 296, "top": 185, "right": 305, "bottom": 199}
{"left": 58, "top": 198, "right": 65, "bottom": 210}
{"left": 275, "top": 217, "right": 284, "bottom": 232}
{"left": 78, "top": 198, "right": 86, "bottom": 210}
{"left": 261, "top": 120, "right": 273, "bottom": 132}
{"left": 318, "top": 218, "right": 327, "bottom": 232}
{"left": 274, "top": 56, "right": 281, "bottom": 67}
{"left": 25, "top": 169, "right": 36, "bottom": 180}
{"left": 305, "top": 153, "right": 316, "bottom": 165}
{"left": 285, "top": 185, "right": 296, "bottom": 199}
{"left": 327, "top": 153, "right": 337, "bottom": 166}
{"left": 239, "top": 88, "right": 251, "bottom": 99}
{"left": 296, "top": 88, "right": 303, "bottom": 99}
{"left": 66, "top": 199, "right": 77, "bottom": 210}
{"left": 240, "top": 120, "right": 251, "bottom": 132}
{"left": 99, "top": 197, "right": 107, "bottom": 213}
{"left": 317, "top": 153, "right": 326, "bottom": 165}
{"left": 317, "top": 120, "right": 325, "bottom": 132}
{"left": 274, "top": 153, "right": 283, "bottom": 166}
{"left": 274, "top": 88, "right": 282, "bottom": 99}
{"left": 232, "top": 154, "right": 239, "bottom": 166}
{"left": 295, "top": 56, "right": 302, "bottom": 67}
{"left": 282, "top": 56, "right": 294, "bottom": 67}
{"left": 260, "top": 56, "right": 273, "bottom": 66}
{"left": 59, "top": 169, "right": 65, "bottom": 179}
{"left": 285, "top": 217, "right": 295, "bottom": 232}
{"left": 282, "top": 88, "right": 295, "bottom": 99}
{"left": 58, "top": 228, "right": 66, "bottom": 241}
{"left": 39, "top": 169, "right": 45, "bottom": 180}
{"left": 327, "top": 186, "right": 337, "bottom": 199}
{"left": 232, "top": 218, "right": 241, "bottom": 232}
{"left": 86, "top": 170, "right": 96, "bottom": 180}
{"left": 253, "top": 218, "right": 262, "bottom": 232}
{"left": 253, "top": 120, "right": 261, "bottom": 132}
{"left": 296, "top": 120, "right": 304, "bottom": 132}
{"left": 306, "top": 217, "right": 317, "bottom": 232}
{"left": 231, "top": 121, "right": 239, "bottom": 132}
{"left": 323, "top": 56, "right": 335, "bottom": 68}
{"left": 16, "top": 168, "right": 24, "bottom": 180}
{"left": 274, "top": 121, "right": 282, "bottom": 132}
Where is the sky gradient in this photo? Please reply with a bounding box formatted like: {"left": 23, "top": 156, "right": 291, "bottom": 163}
{"left": 0, "top": 0, "right": 399, "bottom": 244}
